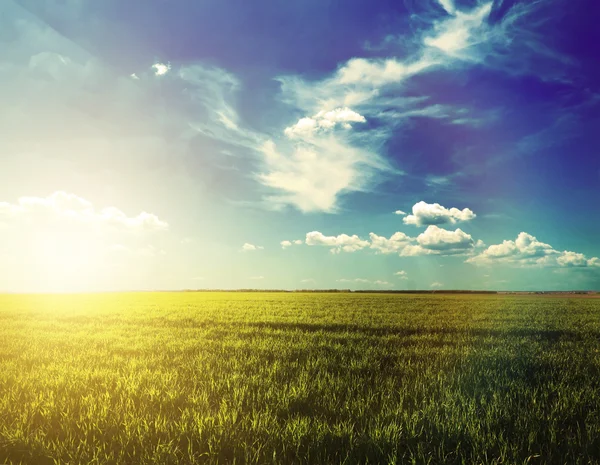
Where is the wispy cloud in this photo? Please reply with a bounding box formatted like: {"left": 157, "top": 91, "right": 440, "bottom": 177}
{"left": 337, "top": 278, "right": 393, "bottom": 287}
{"left": 257, "top": 137, "right": 388, "bottom": 213}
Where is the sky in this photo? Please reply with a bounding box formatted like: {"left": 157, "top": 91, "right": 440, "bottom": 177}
{"left": 0, "top": 0, "right": 599, "bottom": 292}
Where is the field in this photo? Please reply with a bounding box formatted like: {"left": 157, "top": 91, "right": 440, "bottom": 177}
{"left": 1, "top": 292, "right": 600, "bottom": 464}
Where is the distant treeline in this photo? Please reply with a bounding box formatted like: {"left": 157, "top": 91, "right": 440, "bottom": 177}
{"left": 181, "top": 289, "right": 499, "bottom": 294}
{"left": 353, "top": 290, "right": 499, "bottom": 294}
{"left": 180, "top": 289, "right": 597, "bottom": 294}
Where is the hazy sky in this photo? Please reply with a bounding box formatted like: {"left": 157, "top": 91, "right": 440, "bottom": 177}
{"left": 0, "top": 0, "right": 599, "bottom": 292}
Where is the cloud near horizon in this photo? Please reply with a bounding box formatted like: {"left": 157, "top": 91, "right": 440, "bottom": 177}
{"left": 0, "top": 191, "right": 168, "bottom": 232}
{"left": 467, "top": 232, "right": 600, "bottom": 268}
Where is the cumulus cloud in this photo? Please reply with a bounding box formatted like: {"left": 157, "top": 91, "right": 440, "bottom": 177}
{"left": 395, "top": 270, "right": 408, "bottom": 279}
{"left": 403, "top": 201, "right": 476, "bottom": 227}
{"left": 0, "top": 191, "right": 169, "bottom": 231}
{"left": 281, "top": 239, "right": 303, "bottom": 249}
{"left": 430, "top": 282, "right": 444, "bottom": 289}
{"left": 305, "top": 225, "right": 474, "bottom": 257}
{"left": 467, "top": 232, "right": 600, "bottom": 268}
{"left": 305, "top": 231, "right": 369, "bottom": 253}
{"left": 241, "top": 243, "right": 264, "bottom": 252}
{"left": 369, "top": 231, "right": 413, "bottom": 254}
{"left": 284, "top": 107, "right": 366, "bottom": 138}
{"left": 416, "top": 225, "right": 474, "bottom": 251}
{"left": 398, "top": 226, "right": 474, "bottom": 256}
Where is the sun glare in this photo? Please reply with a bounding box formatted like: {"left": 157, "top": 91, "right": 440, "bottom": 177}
{"left": 30, "top": 229, "right": 104, "bottom": 293}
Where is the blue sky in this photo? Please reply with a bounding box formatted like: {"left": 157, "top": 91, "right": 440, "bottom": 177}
{"left": 0, "top": 0, "right": 598, "bottom": 292}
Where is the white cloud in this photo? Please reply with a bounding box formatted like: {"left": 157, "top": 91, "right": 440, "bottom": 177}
{"left": 369, "top": 231, "right": 413, "bottom": 254}
{"left": 403, "top": 201, "right": 476, "bottom": 227}
{"left": 306, "top": 231, "right": 369, "bottom": 253}
{"left": 556, "top": 252, "right": 590, "bottom": 268}
{"left": 307, "top": 225, "right": 475, "bottom": 257}
{"left": 430, "top": 282, "right": 444, "bottom": 289}
{"left": 249, "top": 276, "right": 264, "bottom": 280}
{"left": 300, "top": 278, "right": 315, "bottom": 283}
{"left": 241, "top": 243, "right": 264, "bottom": 252}
{"left": 281, "top": 239, "right": 303, "bottom": 249}
{"left": 337, "top": 278, "right": 370, "bottom": 283}
{"left": 398, "top": 225, "right": 474, "bottom": 256}
{"left": 336, "top": 278, "right": 393, "bottom": 287}
{"left": 400, "top": 244, "right": 436, "bottom": 256}
{"left": 437, "top": 0, "right": 456, "bottom": 15}
{"left": 416, "top": 225, "right": 474, "bottom": 251}
{"left": 335, "top": 56, "right": 436, "bottom": 89}
{"left": 394, "top": 271, "right": 408, "bottom": 279}
{"left": 423, "top": 3, "right": 492, "bottom": 57}
{"left": 467, "top": 232, "right": 600, "bottom": 268}
{"left": 258, "top": 138, "right": 387, "bottom": 213}
{"left": 394, "top": 210, "right": 406, "bottom": 216}
{"left": 152, "top": 62, "right": 171, "bottom": 76}
{"left": 0, "top": 191, "right": 169, "bottom": 231}
{"left": 284, "top": 107, "right": 366, "bottom": 138}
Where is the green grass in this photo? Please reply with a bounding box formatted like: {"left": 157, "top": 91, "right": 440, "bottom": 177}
{"left": 1, "top": 292, "right": 600, "bottom": 464}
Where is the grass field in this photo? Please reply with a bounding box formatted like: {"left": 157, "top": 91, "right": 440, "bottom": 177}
{"left": 1, "top": 292, "right": 600, "bottom": 464}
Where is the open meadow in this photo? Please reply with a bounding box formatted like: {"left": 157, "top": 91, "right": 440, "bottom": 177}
{"left": 1, "top": 292, "right": 600, "bottom": 464}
